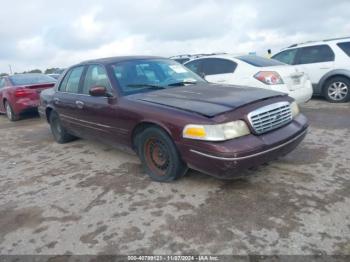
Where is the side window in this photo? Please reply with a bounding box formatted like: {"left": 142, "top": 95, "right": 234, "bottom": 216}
{"left": 201, "top": 58, "right": 237, "bottom": 76}
{"left": 60, "top": 66, "right": 84, "bottom": 93}
{"left": 272, "top": 49, "right": 297, "bottom": 65}
{"left": 185, "top": 60, "right": 202, "bottom": 75}
{"left": 337, "top": 42, "right": 350, "bottom": 57}
{"left": 295, "top": 45, "right": 335, "bottom": 65}
{"left": 82, "top": 65, "right": 111, "bottom": 95}
{"left": 58, "top": 71, "right": 70, "bottom": 92}
{"left": 0, "top": 78, "right": 5, "bottom": 89}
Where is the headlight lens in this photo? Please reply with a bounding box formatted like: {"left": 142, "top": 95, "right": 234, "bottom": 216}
{"left": 183, "top": 120, "right": 250, "bottom": 141}
{"left": 290, "top": 101, "right": 300, "bottom": 118}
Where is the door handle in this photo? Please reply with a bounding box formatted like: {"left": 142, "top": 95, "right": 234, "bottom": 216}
{"left": 216, "top": 79, "right": 226, "bottom": 83}
{"left": 75, "top": 100, "right": 84, "bottom": 109}
{"left": 53, "top": 98, "right": 60, "bottom": 105}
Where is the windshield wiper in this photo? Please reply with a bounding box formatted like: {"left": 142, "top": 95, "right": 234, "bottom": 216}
{"left": 127, "top": 84, "right": 165, "bottom": 89}
{"left": 167, "top": 81, "right": 198, "bottom": 86}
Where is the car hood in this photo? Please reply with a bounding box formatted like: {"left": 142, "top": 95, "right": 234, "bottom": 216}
{"left": 129, "top": 83, "right": 286, "bottom": 117}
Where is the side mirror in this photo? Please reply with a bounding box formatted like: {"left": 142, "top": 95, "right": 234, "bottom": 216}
{"left": 89, "top": 86, "right": 109, "bottom": 97}
{"left": 200, "top": 72, "right": 206, "bottom": 79}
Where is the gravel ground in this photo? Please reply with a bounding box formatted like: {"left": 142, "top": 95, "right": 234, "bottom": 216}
{"left": 0, "top": 99, "right": 349, "bottom": 255}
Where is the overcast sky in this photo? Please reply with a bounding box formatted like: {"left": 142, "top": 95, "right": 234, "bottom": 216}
{"left": 0, "top": 0, "right": 349, "bottom": 73}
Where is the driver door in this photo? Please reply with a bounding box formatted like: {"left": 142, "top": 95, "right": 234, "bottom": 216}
{"left": 74, "top": 64, "right": 127, "bottom": 146}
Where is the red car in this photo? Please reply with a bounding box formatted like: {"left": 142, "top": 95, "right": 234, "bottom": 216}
{"left": 0, "top": 74, "right": 56, "bottom": 121}
{"left": 39, "top": 56, "right": 308, "bottom": 181}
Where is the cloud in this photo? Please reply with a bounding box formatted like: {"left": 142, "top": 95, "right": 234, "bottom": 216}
{"left": 0, "top": 0, "right": 349, "bottom": 73}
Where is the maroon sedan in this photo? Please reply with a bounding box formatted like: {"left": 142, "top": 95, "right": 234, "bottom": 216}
{"left": 0, "top": 74, "right": 56, "bottom": 121}
{"left": 39, "top": 56, "right": 308, "bottom": 181}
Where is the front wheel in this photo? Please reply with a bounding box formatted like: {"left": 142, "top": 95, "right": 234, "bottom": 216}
{"left": 49, "top": 111, "right": 75, "bottom": 143}
{"left": 5, "top": 101, "right": 19, "bottom": 121}
{"left": 324, "top": 77, "right": 350, "bottom": 103}
{"left": 136, "top": 127, "right": 188, "bottom": 182}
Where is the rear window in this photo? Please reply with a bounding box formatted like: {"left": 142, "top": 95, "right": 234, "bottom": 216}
{"left": 237, "top": 55, "right": 286, "bottom": 67}
{"left": 9, "top": 74, "right": 56, "bottom": 86}
{"left": 0, "top": 78, "right": 6, "bottom": 88}
{"left": 201, "top": 58, "right": 237, "bottom": 75}
{"left": 337, "top": 42, "right": 350, "bottom": 57}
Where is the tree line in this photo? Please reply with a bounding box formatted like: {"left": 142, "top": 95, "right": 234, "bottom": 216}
{"left": 0, "top": 68, "right": 63, "bottom": 77}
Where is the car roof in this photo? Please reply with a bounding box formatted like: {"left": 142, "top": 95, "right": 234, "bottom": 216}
{"left": 184, "top": 53, "right": 251, "bottom": 63}
{"left": 281, "top": 36, "right": 350, "bottom": 51}
{"left": 78, "top": 56, "right": 165, "bottom": 65}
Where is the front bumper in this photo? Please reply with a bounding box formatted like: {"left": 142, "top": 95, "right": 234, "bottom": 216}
{"left": 178, "top": 114, "right": 308, "bottom": 179}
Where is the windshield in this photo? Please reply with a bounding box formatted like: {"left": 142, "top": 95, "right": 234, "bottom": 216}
{"left": 237, "top": 55, "right": 286, "bottom": 67}
{"left": 9, "top": 74, "right": 56, "bottom": 86}
{"left": 110, "top": 59, "right": 206, "bottom": 95}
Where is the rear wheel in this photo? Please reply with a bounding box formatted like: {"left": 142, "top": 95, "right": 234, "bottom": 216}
{"left": 49, "top": 111, "right": 75, "bottom": 143}
{"left": 324, "top": 77, "right": 350, "bottom": 103}
{"left": 4, "top": 101, "right": 19, "bottom": 121}
{"left": 136, "top": 127, "right": 188, "bottom": 182}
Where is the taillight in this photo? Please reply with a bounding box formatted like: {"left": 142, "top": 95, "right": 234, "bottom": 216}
{"left": 254, "top": 71, "right": 284, "bottom": 85}
{"left": 14, "top": 88, "right": 32, "bottom": 97}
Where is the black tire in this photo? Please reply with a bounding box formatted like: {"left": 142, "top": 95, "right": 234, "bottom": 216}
{"left": 136, "top": 127, "right": 188, "bottom": 182}
{"left": 323, "top": 76, "right": 350, "bottom": 103}
{"left": 4, "top": 101, "right": 20, "bottom": 121}
{"left": 49, "top": 111, "right": 75, "bottom": 143}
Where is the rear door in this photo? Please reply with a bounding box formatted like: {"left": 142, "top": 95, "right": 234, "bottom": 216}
{"left": 199, "top": 58, "right": 237, "bottom": 84}
{"left": 293, "top": 45, "right": 335, "bottom": 86}
{"left": 53, "top": 66, "right": 85, "bottom": 136}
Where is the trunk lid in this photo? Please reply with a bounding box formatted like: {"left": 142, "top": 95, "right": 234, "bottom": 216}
{"left": 24, "top": 83, "right": 56, "bottom": 92}
{"left": 261, "top": 65, "right": 307, "bottom": 91}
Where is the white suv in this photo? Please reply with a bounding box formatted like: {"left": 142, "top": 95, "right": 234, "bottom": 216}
{"left": 272, "top": 37, "right": 350, "bottom": 103}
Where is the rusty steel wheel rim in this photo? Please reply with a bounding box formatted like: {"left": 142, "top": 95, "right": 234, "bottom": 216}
{"left": 144, "top": 137, "right": 170, "bottom": 176}
{"left": 51, "top": 115, "right": 62, "bottom": 139}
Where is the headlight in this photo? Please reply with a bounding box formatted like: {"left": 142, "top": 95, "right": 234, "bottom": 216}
{"left": 183, "top": 120, "right": 250, "bottom": 141}
{"left": 290, "top": 101, "right": 300, "bottom": 118}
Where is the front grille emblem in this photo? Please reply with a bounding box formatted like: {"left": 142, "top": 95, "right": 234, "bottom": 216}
{"left": 247, "top": 102, "right": 292, "bottom": 134}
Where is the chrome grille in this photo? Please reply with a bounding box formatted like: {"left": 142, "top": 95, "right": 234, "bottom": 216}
{"left": 248, "top": 102, "right": 292, "bottom": 134}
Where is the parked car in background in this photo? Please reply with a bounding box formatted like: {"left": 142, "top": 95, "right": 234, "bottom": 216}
{"left": 39, "top": 56, "right": 308, "bottom": 182}
{"left": 47, "top": 73, "right": 61, "bottom": 80}
{"left": 170, "top": 53, "right": 227, "bottom": 64}
{"left": 0, "top": 73, "right": 56, "bottom": 121}
{"left": 272, "top": 37, "right": 350, "bottom": 102}
{"left": 184, "top": 55, "right": 313, "bottom": 104}
{"left": 169, "top": 55, "right": 192, "bottom": 64}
